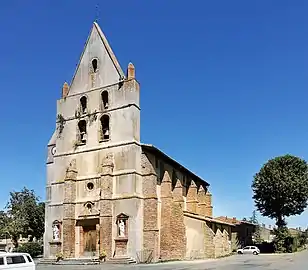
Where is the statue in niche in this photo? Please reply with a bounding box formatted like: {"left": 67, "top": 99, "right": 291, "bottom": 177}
{"left": 118, "top": 220, "right": 126, "bottom": 237}
{"left": 52, "top": 223, "right": 60, "bottom": 241}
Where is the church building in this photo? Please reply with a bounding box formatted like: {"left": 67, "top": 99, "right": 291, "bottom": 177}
{"left": 45, "top": 22, "right": 233, "bottom": 263}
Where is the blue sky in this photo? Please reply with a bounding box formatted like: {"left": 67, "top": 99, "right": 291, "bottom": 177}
{"left": 0, "top": 0, "right": 308, "bottom": 228}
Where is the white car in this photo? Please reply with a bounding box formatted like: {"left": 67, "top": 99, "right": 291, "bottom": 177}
{"left": 0, "top": 252, "right": 35, "bottom": 270}
{"left": 237, "top": 246, "right": 260, "bottom": 255}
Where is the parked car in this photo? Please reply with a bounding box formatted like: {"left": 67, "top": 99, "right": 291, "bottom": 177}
{"left": 237, "top": 246, "right": 260, "bottom": 255}
{"left": 0, "top": 252, "right": 35, "bottom": 270}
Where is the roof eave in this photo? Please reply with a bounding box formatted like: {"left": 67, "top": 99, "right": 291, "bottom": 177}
{"left": 141, "top": 144, "right": 209, "bottom": 187}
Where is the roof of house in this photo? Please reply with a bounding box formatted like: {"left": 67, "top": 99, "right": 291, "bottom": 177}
{"left": 141, "top": 144, "right": 209, "bottom": 187}
{"left": 215, "top": 216, "right": 256, "bottom": 226}
{"left": 184, "top": 212, "right": 235, "bottom": 226}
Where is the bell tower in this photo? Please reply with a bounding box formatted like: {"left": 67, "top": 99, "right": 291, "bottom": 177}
{"left": 45, "top": 22, "right": 143, "bottom": 261}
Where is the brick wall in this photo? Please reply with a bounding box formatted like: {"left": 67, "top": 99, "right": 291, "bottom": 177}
{"left": 62, "top": 159, "right": 77, "bottom": 258}
{"left": 160, "top": 169, "right": 186, "bottom": 261}
{"left": 141, "top": 153, "right": 159, "bottom": 262}
{"left": 99, "top": 153, "right": 114, "bottom": 259}
{"left": 186, "top": 180, "right": 198, "bottom": 214}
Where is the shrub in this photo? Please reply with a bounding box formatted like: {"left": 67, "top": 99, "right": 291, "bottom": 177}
{"left": 16, "top": 242, "right": 43, "bottom": 258}
{"left": 56, "top": 252, "right": 63, "bottom": 262}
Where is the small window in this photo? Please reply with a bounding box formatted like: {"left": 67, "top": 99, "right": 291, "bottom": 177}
{"left": 6, "top": 255, "right": 26, "bottom": 264}
{"left": 92, "top": 59, "right": 98, "bottom": 73}
{"left": 0, "top": 257, "right": 4, "bottom": 265}
{"left": 100, "top": 115, "right": 110, "bottom": 141}
{"left": 87, "top": 203, "right": 92, "bottom": 210}
{"left": 243, "top": 247, "right": 250, "bottom": 250}
{"left": 26, "top": 255, "right": 32, "bottom": 262}
{"left": 87, "top": 182, "right": 94, "bottom": 190}
{"left": 78, "top": 120, "right": 87, "bottom": 144}
{"left": 101, "top": 91, "right": 109, "bottom": 109}
{"left": 80, "top": 96, "right": 87, "bottom": 114}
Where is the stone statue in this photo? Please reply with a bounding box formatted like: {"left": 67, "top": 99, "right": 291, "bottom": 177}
{"left": 119, "top": 220, "right": 125, "bottom": 237}
{"left": 52, "top": 224, "right": 60, "bottom": 241}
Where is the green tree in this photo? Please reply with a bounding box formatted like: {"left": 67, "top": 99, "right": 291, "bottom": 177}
{"left": 249, "top": 210, "right": 258, "bottom": 225}
{"left": 247, "top": 210, "right": 263, "bottom": 244}
{"left": 6, "top": 187, "right": 45, "bottom": 247}
{"left": 0, "top": 211, "right": 10, "bottom": 238}
{"left": 252, "top": 155, "right": 308, "bottom": 229}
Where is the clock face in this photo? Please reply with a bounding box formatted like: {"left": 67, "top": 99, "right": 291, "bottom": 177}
{"left": 51, "top": 146, "right": 56, "bottom": 156}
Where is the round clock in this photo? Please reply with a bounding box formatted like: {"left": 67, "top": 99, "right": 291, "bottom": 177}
{"left": 51, "top": 146, "right": 56, "bottom": 156}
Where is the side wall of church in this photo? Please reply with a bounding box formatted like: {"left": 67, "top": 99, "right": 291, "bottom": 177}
{"left": 140, "top": 149, "right": 222, "bottom": 262}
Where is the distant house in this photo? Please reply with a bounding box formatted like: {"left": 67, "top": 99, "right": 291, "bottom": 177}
{"left": 289, "top": 227, "right": 304, "bottom": 237}
{"left": 259, "top": 224, "right": 275, "bottom": 243}
{"left": 215, "top": 216, "right": 257, "bottom": 250}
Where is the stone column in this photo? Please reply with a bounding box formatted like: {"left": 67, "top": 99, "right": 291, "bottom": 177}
{"left": 172, "top": 179, "right": 184, "bottom": 208}
{"left": 197, "top": 185, "right": 206, "bottom": 216}
{"left": 186, "top": 180, "right": 198, "bottom": 214}
{"left": 99, "top": 154, "right": 114, "bottom": 259}
{"left": 160, "top": 170, "right": 172, "bottom": 260}
{"left": 62, "top": 159, "right": 77, "bottom": 258}
{"left": 204, "top": 191, "right": 213, "bottom": 217}
{"left": 171, "top": 179, "right": 186, "bottom": 259}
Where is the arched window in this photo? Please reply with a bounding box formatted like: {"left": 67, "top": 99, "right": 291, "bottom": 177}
{"left": 80, "top": 96, "right": 87, "bottom": 114}
{"left": 92, "top": 59, "right": 98, "bottom": 73}
{"left": 100, "top": 115, "right": 110, "bottom": 141}
{"left": 78, "top": 120, "right": 87, "bottom": 144}
{"left": 101, "top": 91, "right": 109, "bottom": 109}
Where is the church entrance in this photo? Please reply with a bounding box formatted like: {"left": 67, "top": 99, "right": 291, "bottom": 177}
{"left": 83, "top": 225, "right": 97, "bottom": 257}
{"left": 76, "top": 218, "right": 99, "bottom": 258}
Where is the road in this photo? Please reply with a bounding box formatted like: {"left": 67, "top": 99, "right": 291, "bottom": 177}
{"left": 37, "top": 250, "right": 308, "bottom": 270}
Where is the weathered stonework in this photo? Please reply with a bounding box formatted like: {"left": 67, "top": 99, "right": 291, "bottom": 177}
{"left": 186, "top": 180, "right": 198, "bottom": 214}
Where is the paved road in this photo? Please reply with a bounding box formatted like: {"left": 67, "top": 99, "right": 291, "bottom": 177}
{"left": 37, "top": 250, "right": 308, "bottom": 270}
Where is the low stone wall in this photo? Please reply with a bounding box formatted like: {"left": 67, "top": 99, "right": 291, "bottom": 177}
{"left": 185, "top": 214, "right": 232, "bottom": 259}
{"left": 204, "top": 223, "right": 231, "bottom": 258}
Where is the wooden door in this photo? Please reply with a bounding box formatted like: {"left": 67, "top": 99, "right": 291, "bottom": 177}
{"left": 83, "top": 226, "right": 97, "bottom": 256}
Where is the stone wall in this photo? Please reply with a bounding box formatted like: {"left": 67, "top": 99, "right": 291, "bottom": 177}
{"left": 184, "top": 214, "right": 232, "bottom": 259}
{"left": 204, "top": 222, "right": 231, "bottom": 258}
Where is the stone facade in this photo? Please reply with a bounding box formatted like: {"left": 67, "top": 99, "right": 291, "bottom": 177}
{"left": 44, "top": 21, "right": 232, "bottom": 263}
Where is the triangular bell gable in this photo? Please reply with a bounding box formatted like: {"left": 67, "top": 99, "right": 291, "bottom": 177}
{"left": 68, "top": 22, "right": 125, "bottom": 96}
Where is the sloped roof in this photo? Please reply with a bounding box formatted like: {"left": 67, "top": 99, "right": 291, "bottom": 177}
{"left": 141, "top": 144, "right": 209, "bottom": 186}
{"left": 215, "top": 216, "right": 256, "bottom": 226}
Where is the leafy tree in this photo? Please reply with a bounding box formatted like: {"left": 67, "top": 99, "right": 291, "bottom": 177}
{"left": 247, "top": 210, "right": 263, "bottom": 244}
{"left": 16, "top": 242, "right": 43, "bottom": 258}
{"left": 252, "top": 155, "right": 308, "bottom": 229}
{"left": 249, "top": 210, "right": 258, "bottom": 225}
{"left": 0, "top": 211, "right": 10, "bottom": 238}
{"left": 5, "top": 187, "right": 45, "bottom": 247}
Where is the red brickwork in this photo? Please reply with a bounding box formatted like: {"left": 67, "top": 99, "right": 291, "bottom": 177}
{"left": 186, "top": 180, "right": 198, "bottom": 213}
{"left": 62, "top": 160, "right": 77, "bottom": 258}
{"left": 160, "top": 170, "right": 186, "bottom": 261}
{"left": 141, "top": 153, "right": 159, "bottom": 262}
{"left": 99, "top": 153, "right": 114, "bottom": 259}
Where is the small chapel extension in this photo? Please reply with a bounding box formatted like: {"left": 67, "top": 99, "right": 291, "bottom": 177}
{"left": 44, "top": 21, "right": 233, "bottom": 263}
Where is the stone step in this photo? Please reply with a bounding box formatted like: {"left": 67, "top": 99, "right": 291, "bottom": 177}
{"left": 107, "top": 257, "right": 136, "bottom": 264}
{"left": 37, "top": 258, "right": 100, "bottom": 265}
{"left": 57, "top": 259, "right": 100, "bottom": 265}
{"left": 38, "top": 257, "right": 137, "bottom": 265}
{"left": 36, "top": 259, "right": 57, "bottom": 265}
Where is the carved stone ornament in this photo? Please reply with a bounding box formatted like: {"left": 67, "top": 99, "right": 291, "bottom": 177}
{"left": 52, "top": 220, "right": 61, "bottom": 241}
{"left": 116, "top": 213, "right": 129, "bottom": 238}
